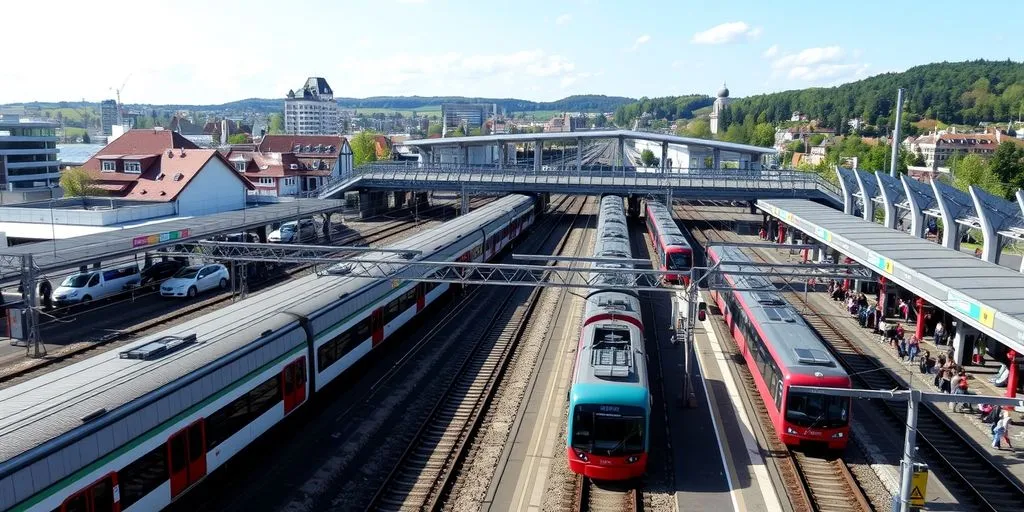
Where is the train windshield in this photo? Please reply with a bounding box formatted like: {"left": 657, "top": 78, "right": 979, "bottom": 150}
{"left": 667, "top": 252, "right": 691, "bottom": 270}
{"left": 571, "top": 404, "right": 646, "bottom": 456}
{"left": 785, "top": 391, "right": 850, "bottom": 429}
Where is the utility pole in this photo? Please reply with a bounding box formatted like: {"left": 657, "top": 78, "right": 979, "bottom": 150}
{"left": 890, "top": 88, "right": 905, "bottom": 178}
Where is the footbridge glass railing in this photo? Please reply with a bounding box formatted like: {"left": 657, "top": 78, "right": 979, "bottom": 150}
{"left": 310, "top": 162, "right": 841, "bottom": 199}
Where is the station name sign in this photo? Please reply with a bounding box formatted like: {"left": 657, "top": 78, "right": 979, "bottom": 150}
{"left": 132, "top": 229, "right": 191, "bottom": 248}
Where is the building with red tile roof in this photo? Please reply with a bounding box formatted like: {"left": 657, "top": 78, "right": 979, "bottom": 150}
{"left": 222, "top": 135, "right": 352, "bottom": 196}
{"left": 903, "top": 128, "right": 1024, "bottom": 169}
{"left": 79, "top": 129, "right": 255, "bottom": 215}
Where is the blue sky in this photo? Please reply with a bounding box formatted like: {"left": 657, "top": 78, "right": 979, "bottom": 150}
{"left": 4, "top": 0, "right": 1022, "bottom": 105}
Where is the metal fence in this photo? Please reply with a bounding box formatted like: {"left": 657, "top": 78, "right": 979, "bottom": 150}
{"left": 311, "top": 162, "right": 842, "bottom": 200}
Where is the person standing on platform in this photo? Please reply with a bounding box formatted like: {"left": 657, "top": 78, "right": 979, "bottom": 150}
{"left": 993, "top": 408, "right": 1013, "bottom": 450}
{"left": 934, "top": 322, "right": 946, "bottom": 346}
{"left": 908, "top": 336, "right": 921, "bottom": 363}
{"left": 940, "top": 366, "right": 953, "bottom": 394}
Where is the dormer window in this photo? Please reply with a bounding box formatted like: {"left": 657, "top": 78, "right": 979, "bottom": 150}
{"left": 101, "top": 160, "right": 116, "bottom": 172}
{"left": 124, "top": 161, "right": 142, "bottom": 174}
{"left": 234, "top": 161, "right": 247, "bottom": 172}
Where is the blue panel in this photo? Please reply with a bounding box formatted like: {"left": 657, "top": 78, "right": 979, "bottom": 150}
{"left": 0, "top": 476, "right": 16, "bottom": 511}
{"left": 96, "top": 426, "right": 115, "bottom": 456}
{"left": 569, "top": 383, "right": 649, "bottom": 409}
{"left": 44, "top": 451, "right": 67, "bottom": 484}
{"left": 29, "top": 460, "right": 50, "bottom": 497}
{"left": 12, "top": 468, "right": 33, "bottom": 502}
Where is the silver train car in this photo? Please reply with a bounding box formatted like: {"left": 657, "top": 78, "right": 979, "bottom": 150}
{"left": 0, "top": 194, "right": 538, "bottom": 512}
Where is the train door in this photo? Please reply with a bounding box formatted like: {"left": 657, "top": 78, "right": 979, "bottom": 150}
{"left": 416, "top": 282, "right": 426, "bottom": 311}
{"left": 282, "top": 358, "right": 308, "bottom": 414}
{"left": 167, "top": 420, "right": 207, "bottom": 498}
{"left": 371, "top": 309, "right": 384, "bottom": 346}
{"left": 60, "top": 473, "right": 119, "bottom": 512}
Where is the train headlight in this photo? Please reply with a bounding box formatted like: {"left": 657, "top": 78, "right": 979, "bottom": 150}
{"left": 832, "top": 432, "right": 845, "bottom": 439}
{"left": 575, "top": 451, "right": 589, "bottom": 462}
{"left": 786, "top": 427, "right": 798, "bottom": 435}
{"left": 626, "top": 455, "right": 639, "bottom": 464}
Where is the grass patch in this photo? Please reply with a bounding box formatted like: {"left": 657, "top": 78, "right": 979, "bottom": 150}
{"left": 960, "top": 241, "right": 1024, "bottom": 256}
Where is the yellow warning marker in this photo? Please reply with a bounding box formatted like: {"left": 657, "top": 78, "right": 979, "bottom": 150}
{"left": 910, "top": 466, "right": 929, "bottom": 508}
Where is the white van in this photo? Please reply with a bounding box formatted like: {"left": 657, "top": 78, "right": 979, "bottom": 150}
{"left": 53, "top": 264, "right": 141, "bottom": 307}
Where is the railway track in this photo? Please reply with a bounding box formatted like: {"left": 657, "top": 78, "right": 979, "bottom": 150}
{"left": 0, "top": 200, "right": 479, "bottom": 386}
{"left": 792, "top": 452, "right": 873, "bottom": 512}
{"left": 677, "top": 201, "right": 869, "bottom": 512}
{"left": 365, "top": 195, "right": 588, "bottom": 511}
{"left": 575, "top": 476, "right": 640, "bottom": 512}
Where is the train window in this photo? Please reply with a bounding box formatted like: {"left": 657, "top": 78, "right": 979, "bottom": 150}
{"left": 119, "top": 444, "right": 169, "bottom": 508}
{"left": 249, "top": 376, "right": 281, "bottom": 417}
{"left": 383, "top": 298, "right": 401, "bottom": 324}
{"left": 399, "top": 289, "right": 416, "bottom": 311}
{"left": 206, "top": 375, "right": 281, "bottom": 449}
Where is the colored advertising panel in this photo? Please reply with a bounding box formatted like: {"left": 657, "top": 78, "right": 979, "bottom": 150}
{"left": 132, "top": 228, "right": 191, "bottom": 248}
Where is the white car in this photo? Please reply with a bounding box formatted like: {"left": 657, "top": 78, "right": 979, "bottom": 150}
{"left": 268, "top": 219, "right": 316, "bottom": 243}
{"left": 160, "top": 264, "right": 230, "bottom": 298}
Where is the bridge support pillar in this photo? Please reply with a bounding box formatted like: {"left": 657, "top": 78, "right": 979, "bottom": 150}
{"left": 393, "top": 191, "right": 407, "bottom": 209}
{"left": 628, "top": 196, "right": 641, "bottom": 218}
{"left": 712, "top": 148, "right": 721, "bottom": 170}
{"left": 576, "top": 137, "right": 583, "bottom": 171}
{"left": 461, "top": 145, "right": 469, "bottom": 165}
{"left": 617, "top": 136, "right": 625, "bottom": 170}
{"left": 748, "top": 200, "right": 757, "bottom": 215}
{"left": 255, "top": 225, "right": 269, "bottom": 243}
{"left": 534, "top": 140, "right": 542, "bottom": 172}
{"left": 499, "top": 143, "right": 507, "bottom": 169}
{"left": 460, "top": 189, "right": 470, "bottom": 216}
{"left": 415, "top": 192, "right": 430, "bottom": 208}
{"left": 661, "top": 141, "right": 668, "bottom": 172}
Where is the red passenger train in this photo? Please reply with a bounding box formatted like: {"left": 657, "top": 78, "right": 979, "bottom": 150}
{"left": 644, "top": 201, "right": 693, "bottom": 283}
{"left": 707, "top": 244, "right": 852, "bottom": 450}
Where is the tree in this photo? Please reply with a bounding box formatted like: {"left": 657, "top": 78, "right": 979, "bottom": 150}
{"left": 591, "top": 113, "right": 607, "bottom": 128}
{"left": 351, "top": 131, "right": 379, "bottom": 166}
{"left": 989, "top": 141, "right": 1024, "bottom": 194}
{"left": 751, "top": 123, "right": 776, "bottom": 147}
{"left": 268, "top": 113, "right": 284, "bottom": 135}
{"left": 640, "top": 149, "right": 659, "bottom": 167}
{"left": 82, "top": 132, "right": 91, "bottom": 144}
{"left": 60, "top": 167, "right": 103, "bottom": 196}
{"left": 682, "top": 119, "right": 712, "bottom": 139}
{"left": 950, "top": 153, "right": 1006, "bottom": 197}
{"left": 227, "top": 133, "right": 248, "bottom": 144}
{"left": 427, "top": 123, "right": 442, "bottom": 137}
{"left": 808, "top": 133, "right": 826, "bottom": 146}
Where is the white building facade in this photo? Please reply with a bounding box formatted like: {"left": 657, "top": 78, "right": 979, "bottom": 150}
{"left": 285, "top": 77, "right": 339, "bottom": 136}
{"left": 709, "top": 83, "right": 731, "bottom": 135}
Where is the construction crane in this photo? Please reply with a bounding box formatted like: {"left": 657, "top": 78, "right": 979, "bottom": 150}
{"left": 110, "top": 75, "right": 131, "bottom": 126}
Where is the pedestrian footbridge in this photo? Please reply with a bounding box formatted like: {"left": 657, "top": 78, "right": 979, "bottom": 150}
{"left": 315, "top": 164, "right": 842, "bottom": 206}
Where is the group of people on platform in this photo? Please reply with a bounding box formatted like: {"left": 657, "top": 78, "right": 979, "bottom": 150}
{"left": 824, "top": 280, "right": 1015, "bottom": 450}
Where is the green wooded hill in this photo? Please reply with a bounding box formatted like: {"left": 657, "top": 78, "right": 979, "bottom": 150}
{"left": 730, "top": 60, "right": 1024, "bottom": 130}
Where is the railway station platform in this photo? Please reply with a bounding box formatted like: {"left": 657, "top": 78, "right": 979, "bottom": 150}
{"left": 757, "top": 199, "right": 1024, "bottom": 385}
{"left": 799, "top": 282, "right": 1024, "bottom": 488}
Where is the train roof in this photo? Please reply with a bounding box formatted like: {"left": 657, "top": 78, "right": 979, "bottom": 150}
{"left": 645, "top": 201, "right": 691, "bottom": 249}
{"left": 571, "top": 320, "right": 648, "bottom": 406}
{"left": 708, "top": 245, "right": 849, "bottom": 380}
{"left": 592, "top": 195, "right": 634, "bottom": 288}
{"left": 0, "top": 195, "right": 534, "bottom": 473}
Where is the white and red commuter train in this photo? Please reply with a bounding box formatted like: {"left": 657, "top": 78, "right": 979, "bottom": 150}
{"left": 0, "top": 194, "right": 540, "bottom": 512}
{"left": 707, "top": 244, "right": 851, "bottom": 450}
{"left": 644, "top": 201, "right": 693, "bottom": 283}
{"left": 567, "top": 195, "right": 651, "bottom": 481}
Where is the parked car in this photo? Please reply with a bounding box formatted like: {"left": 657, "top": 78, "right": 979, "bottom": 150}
{"left": 140, "top": 260, "right": 188, "bottom": 288}
{"left": 53, "top": 264, "right": 141, "bottom": 307}
{"left": 160, "top": 264, "right": 230, "bottom": 298}
{"left": 268, "top": 219, "right": 316, "bottom": 243}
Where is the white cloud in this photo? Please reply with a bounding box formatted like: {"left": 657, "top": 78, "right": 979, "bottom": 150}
{"left": 629, "top": 34, "right": 651, "bottom": 51}
{"left": 691, "top": 21, "right": 762, "bottom": 45}
{"left": 768, "top": 46, "right": 870, "bottom": 83}
{"left": 763, "top": 44, "right": 779, "bottom": 58}
{"left": 556, "top": 14, "right": 572, "bottom": 25}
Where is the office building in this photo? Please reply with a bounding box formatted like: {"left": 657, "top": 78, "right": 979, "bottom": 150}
{"left": 442, "top": 103, "right": 495, "bottom": 136}
{"left": 0, "top": 116, "right": 61, "bottom": 190}
{"left": 100, "top": 100, "right": 118, "bottom": 136}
